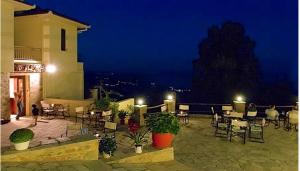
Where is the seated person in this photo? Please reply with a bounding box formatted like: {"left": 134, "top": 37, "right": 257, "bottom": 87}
{"left": 265, "top": 105, "right": 279, "bottom": 121}
{"left": 288, "top": 105, "right": 298, "bottom": 125}
{"left": 248, "top": 103, "right": 257, "bottom": 112}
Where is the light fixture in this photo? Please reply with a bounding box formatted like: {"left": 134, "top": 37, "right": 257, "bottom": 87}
{"left": 46, "top": 64, "right": 57, "bottom": 73}
{"left": 236, "top": 96, "right": 243, "bottom": 102}
{"left": 137, "top": 99, "right": 144, "bottom": 106}
{"left": 91, "top": 111, "right": 95, "bottom": 115}
{"left": 167, "top": 94, "right": 173, "bottom": 100}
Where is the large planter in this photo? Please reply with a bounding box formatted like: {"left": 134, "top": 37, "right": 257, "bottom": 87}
{"left": 152, "top": 133, "right": 174, "bottom": 149}
{"left": 14, "top": 141, "right": 30, "bottom": 150}
{"left": 135, "top": 145, "right": 143, "bottom": 153}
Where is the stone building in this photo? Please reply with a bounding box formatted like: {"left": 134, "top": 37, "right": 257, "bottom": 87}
{"left": 1, "top": 0, "right": 90, "bottom": 122}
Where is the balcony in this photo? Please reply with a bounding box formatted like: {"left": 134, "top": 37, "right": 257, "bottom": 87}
{"left": 14, "top": 46, "right": 42, "bottom": 62}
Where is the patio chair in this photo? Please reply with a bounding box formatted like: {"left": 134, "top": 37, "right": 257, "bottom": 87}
{"left": 265, "top": 108, "right": 279, "bottom": 128}
{"left": 75, "top": 106, "right": 90, "bottom": 124}
{"left": 215, "top": 113, "right": 229, "bottom": 138}
{"left": 229, "top": 120, "right": 247, "bottom": 144}
{"left": 178, "top": 105, "right": 189, "bottom": 124}
{"left": 54, "top": 104, "right": 69, "bottom": 119}
{"left": 222, "top": 105, "right": 233, "bottom": 115}
{"left": 40, "top": 101, "right": 55, "bottom": 118}
{"left": 211, "top": 107, "right": 221, "bottom": 127}
{"left": 103, "top": 121, "right": 117, "bottom": 138}
{"left": 248, "top": 119, "right": 264, "bottom": 143}
{"left": 287, "top": 110, "right": 298, "bottom": 131}
{"left": 246, "top": 111, "right": 258, "bottom": 124}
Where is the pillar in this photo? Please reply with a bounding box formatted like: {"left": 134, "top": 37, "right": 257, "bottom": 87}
{"left": 164, "top": 99, "right": 176, "bottom": 113}
{"left": 1, "top": 72, "right": 11, "bottom": 121}
{"left": 134, "top": 105, "right": 147, "bottom": 126}
{"left": 233, "top": 101, "right": 246, "bottom": 114}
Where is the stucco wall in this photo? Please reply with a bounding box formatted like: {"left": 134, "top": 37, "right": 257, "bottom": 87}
{"left": 1, "top": 136, "right": 99, "bottom": 162}
{"left": 0, "top": 73, "right": 10, "bottom": 120}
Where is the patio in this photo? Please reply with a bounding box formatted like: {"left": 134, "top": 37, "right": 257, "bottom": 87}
{"left": 1, "top": 116, "right": 298, "bottom": 171}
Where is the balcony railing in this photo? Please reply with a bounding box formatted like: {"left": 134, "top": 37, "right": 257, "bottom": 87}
{"left": 14, "top": 46, "right": 42, "bottom": 61}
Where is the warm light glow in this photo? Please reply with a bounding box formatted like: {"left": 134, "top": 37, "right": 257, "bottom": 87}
{"left": 51, "top": 104, "right": 54, "bottom": 107}
{"left": 167, "top": 94, "right": 173, "bottom": 100}
{"left": 137, "top": 99, "right": 144, "bottom": 106}
{"left": 91, "top": 111, "right": 95, "bottom": 115}
{"left": 236, "top": 96, "right": 243, "bottom": 102}
{"left": 46, "top": 64, "right": 57, "bottom": 73}
{"left": 9, "top": 78, "right": 14, "bottom": 98}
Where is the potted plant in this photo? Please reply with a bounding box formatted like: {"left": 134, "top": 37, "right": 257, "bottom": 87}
{"left": 118, "top": 110, "right": 128, "bottom": 125}
{"left": 126, "top": 127, "right": 149, "bottom": 153}
{"left": 128, "top": 113, "right": 140, "bottom": 133}
{"left": 99, "top": 135, "right": 117, "bottom": 159}
{"left": 145, "top": 112, "right": 180, "bottom": 149}
{"left": 9, "top": 128, "right": 34, "bottom": 150}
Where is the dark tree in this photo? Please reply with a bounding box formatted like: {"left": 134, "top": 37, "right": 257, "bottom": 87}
{"left": 192, "top": 21, "right": 261, "bottom": 103}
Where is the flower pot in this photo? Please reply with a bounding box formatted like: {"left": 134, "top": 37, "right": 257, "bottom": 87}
{"left": 152, "top": 133, "right": 174, "bottom": 149}
{"left": 103, "top": 152, "right": 111, "bottom": 159}
{"left": 13, "top": 141, "right": 30, "bottom": 150}
{"left": 135, "top": 145, "right": 142, "bottom": 153}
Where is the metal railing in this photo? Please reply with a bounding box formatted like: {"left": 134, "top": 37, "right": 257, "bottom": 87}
{"left": 14, "top": 46, "right": 42, "bottom": 61}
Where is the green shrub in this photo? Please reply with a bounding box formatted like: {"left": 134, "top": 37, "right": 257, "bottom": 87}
{"left": 99, "top": 136, "right": 117, "bottom": 154}
{"left": 95, "top": 97, "right": 111, "bottom": 111}
{"left": 118, "top": 110, "right": 128, "bottom": 119}
{"left": 9, "top": 128, "right": 34, "bottom": 143}
{"left": 145, "top": 112, "right": 180, "bottom": 135}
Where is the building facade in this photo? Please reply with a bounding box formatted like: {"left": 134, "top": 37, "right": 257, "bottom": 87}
{"left": 1, "top": 0, "right": 89, "bottom": 121}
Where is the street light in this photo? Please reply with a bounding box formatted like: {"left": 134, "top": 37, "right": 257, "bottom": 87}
{"left": 137, "top": 99, "right": 144, "bottom": 106}
{"left": 167, "top": 94, "right": 173, "bottom": 100}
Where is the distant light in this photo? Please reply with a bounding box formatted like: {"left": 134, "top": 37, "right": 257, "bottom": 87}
{"left": 91, "top": 111, "right": 95, "bottom": 115}
{"left": 236, "top": 96, "right": 243, "bottom": 102}
{"left": 137, "top": 99, "right": 144, "bottom": 106}
{"left": 46, "top": 64, "right": 57, "bottom": 73}
{"left": 167, "top": 94, "right": 173, "bottom": 100}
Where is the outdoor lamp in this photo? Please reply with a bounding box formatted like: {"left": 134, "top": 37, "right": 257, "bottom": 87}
{"left": 236, "top": 96, "right": 244, "bottom": 102}
{"left": 137, "top": 99, "right": 144, "bottom": 106}
{"left": 46, "top": 64, "right": 57, "bottom": 73}
{"left": 91, "top": 111, "right": 95, "bottom": 115}
{"left": 167, "top": 94, "right": 173, "bottom": 100}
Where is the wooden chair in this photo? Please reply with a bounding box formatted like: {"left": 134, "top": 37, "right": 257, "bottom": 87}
{"left": 178, "top": 105, "right": 189, "bottom": 124}
{"left": 75, "top": 106, "right": 90, "bottom": 124}
{"left": 215, "top": 113, "right": 229, "bottom": 138}
{"left": 248, "top": 119, "right": 264, "bottom": 143}
{"left": 229, "top": 120, "right": 247, "bottom": 144}
{"left": 40, "top": 101, "right": 54, "bottom": 118}
{"left": 287, "top": 110, "right": 298, "bottom": 131}
{"left": 222, "top": 105, "right": 233, "bottom": 115}
{"left": 103, "top": 121, "right": 117, "bottom": 138}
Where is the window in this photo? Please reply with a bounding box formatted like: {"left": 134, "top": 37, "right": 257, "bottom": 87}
{"left": 61, "top": 29, "right": 66, "bottom": 51}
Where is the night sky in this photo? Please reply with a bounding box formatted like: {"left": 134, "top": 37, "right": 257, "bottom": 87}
{"left": 27, "top": 0, "right": 298, "bottom": 87}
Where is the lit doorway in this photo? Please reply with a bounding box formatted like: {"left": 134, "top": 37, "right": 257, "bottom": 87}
{"left": 9, "top": 76, "right": 27, "bottom": 118}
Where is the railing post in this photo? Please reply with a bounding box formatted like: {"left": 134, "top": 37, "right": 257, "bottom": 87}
{"left": 134, "top": 105, "right": 147, "bottom": 126}
{"left": 164, "top": 99, "right": 176, "bottom": 114}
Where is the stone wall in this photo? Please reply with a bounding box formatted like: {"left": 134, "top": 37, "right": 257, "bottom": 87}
{"left": 1, "top": 72, "right": 10, "bottom": 120}
{"left": 1, "top": 136, "right": 98, "bottom": 162}
{"left": 29, "top": 73, "right": 42, "bottom": 110}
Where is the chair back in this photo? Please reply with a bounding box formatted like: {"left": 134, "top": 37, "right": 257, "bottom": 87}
{"left": 230, "top": 111, "right": 243, "bottom": 118}
{"left": 179, "top": 105, "right": 189, "bottom": 111}
{"left": 102, "top": 110, "right": 112, "bottom": 116}
{"left": 222, "top": 105, "right": 233, "bottom": 111}
{"left": 104, "top": 121, "right": 117, "bottom": 130}
{"left": 231, "top": 120, "right": 248, "bottom": 127}
{"left": 161, "top": 105, "right": 167, "bottom": 112}
{"left": 75, "top": 106, "right": 84, "bottom": 113}
{"left": 289, "top": 110, "right": 298, "bottom": 124}
{"left": 247, "top": 111, "right": 257, "bottom": 117}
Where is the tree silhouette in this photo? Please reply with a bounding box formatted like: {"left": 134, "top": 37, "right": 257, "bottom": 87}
{"left": 192, "top": 21, "right": 261, "bottom": 103}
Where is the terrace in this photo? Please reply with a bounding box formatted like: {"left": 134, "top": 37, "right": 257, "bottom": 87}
{"left": 1, "top": 104, "right": 298, "bottom": 170}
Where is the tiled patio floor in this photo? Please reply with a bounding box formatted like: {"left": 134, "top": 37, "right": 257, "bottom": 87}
{"left": 1, "top": 116, "right": 298, "bottom": 170}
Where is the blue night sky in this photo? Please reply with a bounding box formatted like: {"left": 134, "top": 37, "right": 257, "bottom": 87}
{"left": 27, "top": 0, "right": 298, "bottom": 87}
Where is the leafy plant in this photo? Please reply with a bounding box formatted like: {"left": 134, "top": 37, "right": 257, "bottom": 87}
{"left": 95, "top": 97, "right": 111, "bottom": 111}
{"left": 99, "top": 135, "right": 117, "bottom": 155}
{"left": 110, "top": 102, "right": 119, "bottom": 122}
{"left": 9, "top": 128, "right": 34, "bottom": 143}
{"left": 118, "top": 110, "right": 128, "bottom": 119}
{"left": 125, "top": 127, "right": 149, "bottom": 146}
{"left": 145, "top": 112, "right": 180, "bottom": 135}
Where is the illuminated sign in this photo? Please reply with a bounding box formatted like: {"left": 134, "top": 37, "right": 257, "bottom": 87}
{"left": 14, "top": 63, "right": 45, "bottom": 73}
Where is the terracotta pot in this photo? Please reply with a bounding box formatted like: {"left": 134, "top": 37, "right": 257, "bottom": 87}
{"left": 152, "top": 133, "right": 174, "bottom": 149}
{"left": 14, "top": 141, "right": 30, "bottom": 150}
